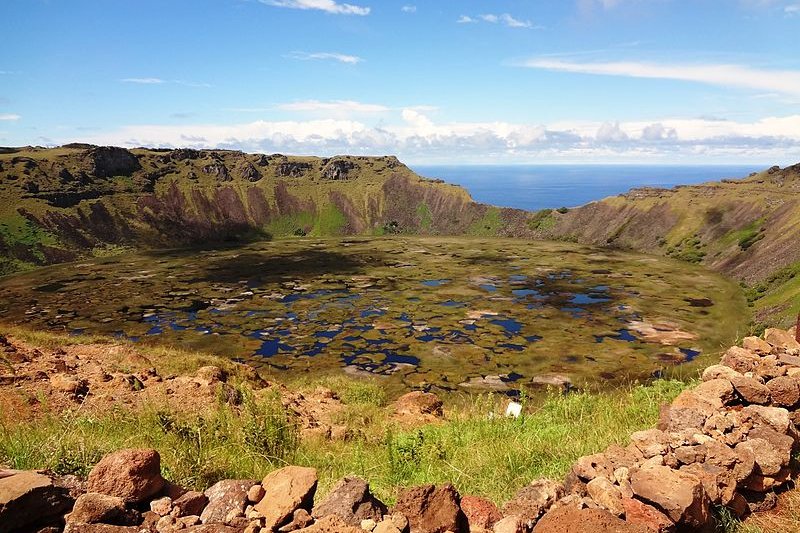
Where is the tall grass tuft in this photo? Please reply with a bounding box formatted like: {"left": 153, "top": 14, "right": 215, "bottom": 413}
{"left": 0, "top": 379, "right": 687, "bottom": 504}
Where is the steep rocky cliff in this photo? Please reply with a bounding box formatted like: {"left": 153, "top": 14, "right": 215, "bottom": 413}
{"left": 1, "top": 146, "right": 797, "bottom": 328}
{"left": 542, "top": 164, "right": 800, "bottom": 327}
{"left": 0, "top": 145, "right": 535, "bottom": 274}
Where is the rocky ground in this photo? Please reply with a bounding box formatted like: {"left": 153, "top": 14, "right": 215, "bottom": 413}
{"left": 2, "top": 325, "right": 800, "bottom": 532}
{"left": 0, "top": 332, "right": 440, "bottom": 442}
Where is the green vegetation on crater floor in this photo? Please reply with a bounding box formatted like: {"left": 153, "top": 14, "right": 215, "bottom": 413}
{"left": 0, "top": 236, "right": 749, "bottom": 397}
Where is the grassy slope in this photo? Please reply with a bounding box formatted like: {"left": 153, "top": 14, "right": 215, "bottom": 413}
{"left": 0, "top": 146, "right": 477, "bottom": 273}
{"left": 0, "top": 326, "right": 687, "bottom": 504}
{"left": 1, "top": 147, "right": 797, "bottom": 328}
{"left": 548, "top": 165, "right": 800, "bottom": 328}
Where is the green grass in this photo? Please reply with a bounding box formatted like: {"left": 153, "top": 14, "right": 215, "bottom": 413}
{"left": 0, "top": 376, "right": 687, "bottom": 504}
{"left": 312, "top": 205, "right": 347, "bottom": 236}
{"left": 745, "top": 260, "right": 800, "bottom": 329}
{"left": 666, "top": 234, "right": 707, "bottom": 264}
{"left": 468, "top": 207, "right": 503, "bottom": 237}
{"left": 416, "top": 203, "right": 433, "bottom": 232}
{"left": 263, "top": 212, "right": 316, "bottom": 238}
{"left": 0, "top": 214, "right": 61, "bottom": 262}
{"left": 527, "top": 209, "right": 556, "bottom": 231}
{"left": 0, "top": 257, "right": 36, "bottom": 277}
{"left": 723, "top": 218, "right": 766, "bottom": 251}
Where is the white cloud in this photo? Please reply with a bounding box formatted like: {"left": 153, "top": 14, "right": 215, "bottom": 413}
{"left": 519, "top": 59, "right": 800, "bottom": 97}
{"left": 121, "top": 78, "right": 165, "bottom": 84}
{"left": 460, "top": 13, "right": 534, "bottom": 28}
{"left": 121, "top": 78, "right": 211, "bottom": 88}
{"left": 641, "top": 122, "right": 677, "bottom": 141}
{"left": 596, "top": 122, "right": 628, "bottom": 142}
{"left": 287, "top": 51, "right": 363, "bottom": 64}
{"left": 277, "top": 100, "right": 389, "bottom": 113}
{"left": 70, "top": 109, "right": 800, "bottom": 163}
{"left": 0, "top": 113, "right": 21, "bottom": 121}
{"left": 401, "top": 5, "right": 416, "bottom": 13}
{"left": 786, "top": 3, "right": 800, "bottom": 14}
{"left": 262, "top": 0, "right": 370, "bottom": 15}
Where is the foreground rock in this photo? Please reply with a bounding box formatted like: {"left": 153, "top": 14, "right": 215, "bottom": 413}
{"left": 532, "top": 506, "right": 650, "bottom": 533}
{"left": 392, "top": 484, "right": 466, "bottom": 533}
{"left": 66, "top": 493, "right": 127, "bottom": 525}
{"left": 200, "top": 479, "right": 257, "bottom": 524}
{"left": 312, "top": 476, "right": 386, "bottom": 525}
{"left": 392, "top": 391, "right": 444, "bottom": 423}
{"left": 3, "top": 326, "right": 800, "bottom": 533}
{"left": 0, "top": 471, "right": 73, "bottom": 531}
{"left": 87, "top": 449, "right": 165, "bottom": 504}
{"left": 253, "top": 466, "right": 318, "bottom": 530}
{"left": 629, "top": 464, "right": 710, "bottom": 527}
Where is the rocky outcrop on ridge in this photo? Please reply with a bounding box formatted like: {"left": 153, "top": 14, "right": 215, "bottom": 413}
{"left": 3, "top": 326, "right": 800, "bottom": 532}
{"left": 1, "top": 146, "right": 536, "bottom": 275}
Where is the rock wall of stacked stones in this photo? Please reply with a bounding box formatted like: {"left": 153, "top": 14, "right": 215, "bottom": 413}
{"left": 2, "top": 327, "right": 800, "bottom": 533}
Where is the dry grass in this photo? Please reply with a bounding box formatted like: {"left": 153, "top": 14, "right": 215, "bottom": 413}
{"left": 737, "top": 487, "right": 800, "bottom": 533}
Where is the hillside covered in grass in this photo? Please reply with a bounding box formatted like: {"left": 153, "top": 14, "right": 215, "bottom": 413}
{"left": 0, "top": 145, "right": 536, "bottom": 275}
{"left": 1, "top": 145, "right": 798, "bottom": 328}
{"left": 543, "top": 164, "right": 800, "bottom": 329}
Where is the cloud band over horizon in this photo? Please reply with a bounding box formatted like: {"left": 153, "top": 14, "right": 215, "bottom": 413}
{"left": 52, "top": 108, "right": 800, "bottom": 164}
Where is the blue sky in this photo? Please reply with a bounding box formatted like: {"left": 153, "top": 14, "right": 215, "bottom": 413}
{"left": 1, "top": 0, "right": 799, "bottom": 164}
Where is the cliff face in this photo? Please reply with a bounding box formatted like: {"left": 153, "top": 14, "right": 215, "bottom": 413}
{"left": 546, "top": 164, "right": 800, "bottom": 283}
{"left": 542, "top": 164, "right": 800, "bottom": 327}
{"left": 0, "top": 145, "right": 535, "bottom": 274}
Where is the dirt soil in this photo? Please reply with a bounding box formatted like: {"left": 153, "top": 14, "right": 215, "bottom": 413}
{"left": 0, "top": 331, "right": 346, "bottom": 439}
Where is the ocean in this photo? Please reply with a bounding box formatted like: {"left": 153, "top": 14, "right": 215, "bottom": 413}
{"left": 409, "top": 165, "right": 763, "bottom": 212}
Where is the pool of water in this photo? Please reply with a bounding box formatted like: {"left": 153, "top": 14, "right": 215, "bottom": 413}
{"left": 0, "top": 237, "right": 748, "bottom": 395}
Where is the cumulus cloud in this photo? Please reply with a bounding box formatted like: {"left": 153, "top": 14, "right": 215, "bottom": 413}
{"left": 641, "top": 123, "right": 677, "bottom": 141}
{"left": 458, "top": 13, "right": 535, "bottom": 28}
{"left": 596, "top": 122, "right": 628, "bottom": 142}
{"left": 401, "top": 5, "right": 416, "bottom": 13}
{"left": 262, "top": 0, "right": 370, "bottom": 15}
{"left": 519, "top": 59, "right": 800, "bottom": 97}
{"left": 0, "top": 113, "right": 21, "bottom": 121}
{"left": 287, "top": 51, "right": 363, "bottom": 64}
{"left": 68, "top": 109, "right": 800, "bottom": 163}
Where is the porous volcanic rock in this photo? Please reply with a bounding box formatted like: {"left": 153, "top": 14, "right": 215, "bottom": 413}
{"left": 460, "top": 495, "right": 502, "bottom": 530}
{"left": 630, "top": 464, "right": 710, "bottom": 527}
{"left": 392, "top": 391, "right": 444, "bottom": 421}
{"left": 621, "top": 497, "right": 675, "bottom": 533}
{"left": 87, "top": 448, "right": 165, "bottom": 503}
{"left": 392, "top": 484, "right": 466, "bottom": 533}
{"left": 86, "top": 147, "right": 140, "bottom": 178}
{"left": 501, "top": 479, "right": 564, "bottom": 527}
{"left": 0, "top": 471, "right": 73, "bottom": 531}
{"left": 312, "top": 476, "right": 387, "bottom": 525}
{"left": 532, "top": 506, "right": 650, "bottom": 533}
{"left": 253, "top": 466, "right": 318, "bottom": 530}
{"left": 295, "top": 514, "right": 361, "bottom": 532}
{"left": 200, "top": 479, "right": 257, "bottom": 524}
{"left": 66, "top": 493, "right": 126, "bottom": 525}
